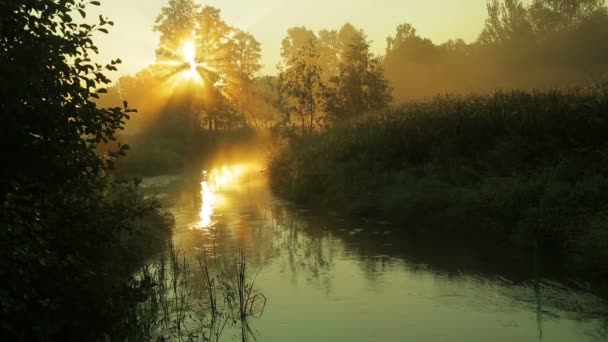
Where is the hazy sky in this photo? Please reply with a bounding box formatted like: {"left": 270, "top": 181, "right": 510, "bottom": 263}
{"left": 90, "top": 0, "right": 505, "bottom": 78}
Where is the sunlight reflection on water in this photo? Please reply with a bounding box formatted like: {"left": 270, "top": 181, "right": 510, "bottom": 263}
{"left": 195, "top": 164, "right": 251, "bottom": 230}
{"left": 147, "top": 161, "right": 608, "bottom": 342}
{"left": 198, "top": 180, "right": 214, "bottom": 229}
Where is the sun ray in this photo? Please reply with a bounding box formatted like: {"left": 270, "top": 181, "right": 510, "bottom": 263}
{"left": 151, "top": 36, "right": 235, "bottom": 94}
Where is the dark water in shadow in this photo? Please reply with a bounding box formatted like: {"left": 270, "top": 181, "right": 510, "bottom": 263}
{"left": 141, "top": 164, "right": 608, "bottom": 342}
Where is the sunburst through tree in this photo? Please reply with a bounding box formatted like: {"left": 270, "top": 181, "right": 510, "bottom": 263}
{"left": 150, "top": 1, "right": 262, "bottom": 130}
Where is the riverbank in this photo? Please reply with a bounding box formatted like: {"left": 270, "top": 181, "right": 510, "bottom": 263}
{"left": 268, "top": 85, "right": 608, "bottom": 277}
{"left": 1, "top": 178, "right": 174, "bottom": 340}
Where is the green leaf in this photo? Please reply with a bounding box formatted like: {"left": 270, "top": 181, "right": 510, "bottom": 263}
{"left": 78, "top": 9, "right": 86, "bottom": 19}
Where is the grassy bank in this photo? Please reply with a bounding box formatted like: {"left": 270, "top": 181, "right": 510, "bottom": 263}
{"left": 268, "top": 85, "right": 608, "bottom": 275}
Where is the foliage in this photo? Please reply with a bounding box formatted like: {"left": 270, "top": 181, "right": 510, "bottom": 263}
{"left": 276, "top": 23, "right": 391, "bottom": 137}
{"left": 0, "top": 0, "right": 172, "bottom": 339}
{"left": 154, "top": 0, "right": 200, "bottom": 50}
{"left": 268, "top": 85, "right": 608, "bottom": 274}
{"left": 328, "top": 27, "right": 392, "bottom": 120}
{"left": 95, "top": 3, "right": 268, "bottom": 177}
{"left": 152, "top": 2, "right": 262, "bottom": 132}
{"left": 277, "top": 40, "right": 328, "bottom": 136}
{"left": 479, "top": 0, "right": 534, "bottom": 45}
{"left": 384, "top": 0, "right": 608, "bottom": 101}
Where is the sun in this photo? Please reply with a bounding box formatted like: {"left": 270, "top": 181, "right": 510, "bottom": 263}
{"left": 153, "top": 39, "right": 221, "bottom": 88}
{"left": 181, "top": 41, "right": 201, "bottom": 82}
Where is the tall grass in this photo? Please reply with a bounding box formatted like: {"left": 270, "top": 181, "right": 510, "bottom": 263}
{"left": 268, "top": 84, "right": 608, "bottom": 275}
{"left": 116, "top": 243, "right": 267, "bottom": 341}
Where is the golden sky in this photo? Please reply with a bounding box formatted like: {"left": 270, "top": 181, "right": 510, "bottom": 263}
{"left": 91, "top": 0, "right": 525, "bottom": 78}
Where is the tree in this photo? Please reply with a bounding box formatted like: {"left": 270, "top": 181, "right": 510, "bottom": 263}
{"left": 318, "top": 29, "right": 341, "bottom": 80}
{"left": 276, "top": 24, "right": 391, "bottom": 132}
{"left": 330, "top": 25, "right": 391, "bottom": 120}
{"left": 386, "top": 23, "right": 418, "bottom": 53}
{"left": 528, "top": 0, "right": 607, "bottom": 37}
{"left": 153, "top": 3, "right": 263, "bottom": 131}
{"left": 231, "top": 29, "right": 263, "bottom": 79}
{"left": 226, "top": 29, "right": 263, "bottom": 127}
{"left": 478, "top": 0, "right": 534, "bottom": 45}
{"left": 154, "top": 0, "right": 200, "bottom": 58}
{"left": 281, "top": 26, "right": 318, "bottom": 68}
{"left": 278, "top": 40, "right": 327, "bottom": 136}
{"left": 0, "top": 0, "right": 168, "bottom": 339}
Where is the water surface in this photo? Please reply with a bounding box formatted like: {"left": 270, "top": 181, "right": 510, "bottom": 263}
{"left": 141, "top": 164, "right": 608, "bottom": 342}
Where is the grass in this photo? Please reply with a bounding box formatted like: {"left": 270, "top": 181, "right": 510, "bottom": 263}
{"left": 111, "top": 243, "right": 266, "bottom": 342}
{"left": 268, "top": 84, "right": 608, "bottom": 276}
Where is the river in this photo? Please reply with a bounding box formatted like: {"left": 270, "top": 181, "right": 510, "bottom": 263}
{"left": 140, "top": 162, "right": 608, "bottom": 342}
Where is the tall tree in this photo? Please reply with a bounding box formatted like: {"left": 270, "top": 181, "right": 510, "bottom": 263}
{"left": 281, "top": 26, "right": 318, "bottom": 67}
{"left": 154, "top": 0, "right": 200, "bottom": 59}
{"left": 386, "top": 23, "right": 419, "bottom": 53}
{"left": 228, "top": 29, "right": 263, "bottom": 127}
{"left": 478, "top": 0, "right": 534, "bottom": 44}
{"left": 318, "top": 29, "right": 341, "bottom": 80}
{"left": 330, "top": 25, "right": 391, "bottom": 120}
{"left": 278, "top": 40, "right": 327, "bottom": 136}
{"left": 529, "top": 0, "right": 606, "bottom": 35}
{"left": 152, "top": 3, "right": 263, "bottom": 131}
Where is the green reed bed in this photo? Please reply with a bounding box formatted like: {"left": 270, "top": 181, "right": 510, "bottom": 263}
{"left": 269, "top": 84, "right": 608, "bottom": 275}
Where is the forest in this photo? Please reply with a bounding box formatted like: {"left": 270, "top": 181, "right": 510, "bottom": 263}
{"left": 2, "top": 0, "right": 608, "bottom": 341}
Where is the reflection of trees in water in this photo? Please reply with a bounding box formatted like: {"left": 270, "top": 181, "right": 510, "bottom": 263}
{"left": 270, "top": 205, "right": 608, "bottom": 339}
{"left": 270, "top": 205, "right": 336, "bottom": 292}
{"left": 154, "top": 172, "right": 608, "bottom": 340}
{"left": 598, "top": 318, "right": 608, "bottom": 341}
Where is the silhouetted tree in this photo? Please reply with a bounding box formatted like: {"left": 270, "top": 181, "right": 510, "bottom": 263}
{"left": 0, "top": 0, "right": 168, "bottom": 339}
{"left": 329, "top": 26, "right": 391, "bottom": 120}
{"left": 479, "top": 0, "right": 534, "bottom": 45}
{"left": 152, "top": 3, "right": 262, "bottom": 131}
{"left": 277, "top": 24, "right": 391, "bottom": 133}
{"left": 154, "top": 0, "right": 200, "bottom": 59}
{"left": 386, "top": 23, "right": 419, "bottom": 53}
{"left": 529, "top": 0, "right": 606, "bottom": 35}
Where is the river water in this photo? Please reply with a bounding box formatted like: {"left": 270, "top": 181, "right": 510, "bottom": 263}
{"left": 141, "top": 162, "right": 608, "bottom": 342}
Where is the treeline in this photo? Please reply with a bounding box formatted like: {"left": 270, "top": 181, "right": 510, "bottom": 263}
{"left": 99, "top": 0, "right": 608, "bottom": 147}
{"left": 246, "top": 0, "right": 608, "bottom": 136}
{"left": 274, "top": 0, "right": 608, "bottom": 135}
{"left": 385, "top": 0, "right": 608, "bottom": 100}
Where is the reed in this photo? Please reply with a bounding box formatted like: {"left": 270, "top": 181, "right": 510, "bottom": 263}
{"left": 269, "top": 84, "right": 608, "bottom": 274}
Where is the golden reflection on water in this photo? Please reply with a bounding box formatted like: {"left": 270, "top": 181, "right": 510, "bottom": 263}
{"left": 195, "top": 164, "right": 251, "bottom": 230}
{"left": 198, "top": 180, "right": 215, "bottom": 228}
